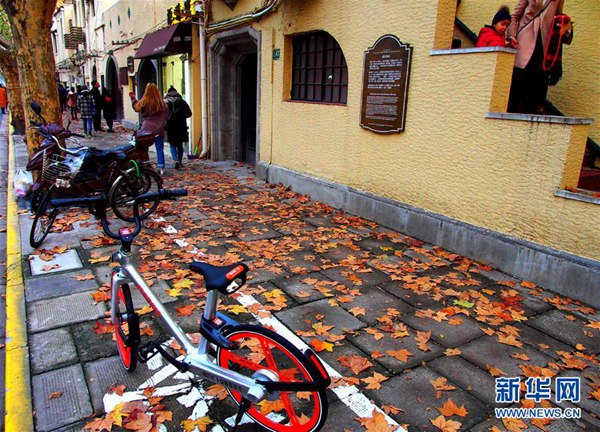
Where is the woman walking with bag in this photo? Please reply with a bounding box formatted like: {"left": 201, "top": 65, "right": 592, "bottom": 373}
{"left": 130, "top": 83, "right": 169, "bottom": 174}
{"left": 506, "top": 0, "right": 571, "bottom": 114}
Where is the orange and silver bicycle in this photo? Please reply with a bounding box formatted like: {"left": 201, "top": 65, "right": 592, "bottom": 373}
{"left": 51, "top": 190, "right": 331, "bottom": 431}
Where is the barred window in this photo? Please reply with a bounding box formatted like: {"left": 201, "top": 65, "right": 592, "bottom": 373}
{"left": 291, "top": 32, "right": 348, "bottom": 104}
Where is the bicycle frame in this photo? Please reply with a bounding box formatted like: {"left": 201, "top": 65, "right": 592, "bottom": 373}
{"left": 110, "top": 248, "right": 269, "bottom": 403}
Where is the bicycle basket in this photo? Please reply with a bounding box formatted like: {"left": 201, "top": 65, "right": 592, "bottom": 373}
{"left": 42, "top": 152, "right": 84, "bottom": 187}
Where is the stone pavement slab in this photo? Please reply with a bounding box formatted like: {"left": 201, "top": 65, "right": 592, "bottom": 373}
{"left": 516, "top": 323, "right": 575, "bottom": 359}
{"left": 26, "top": 269, "right": 99, "bottom": 302}
{"left": 28, "top": 249, "right": 83, "bottom": 276}
{"left": 321, "top": 265, "right": 391, "bottom": 288}
{"left": 460, "top": 335, "right": 555, "bottom": 378}
{"left": 528, "top": 309, "right": 600, "bottom": 353}
{"left": 84, "top": 355, "right": 186, "bottom": 412}
{"left": 379, "top": 280, "right": 440, "bottom": 308}
{"left": 272, "top": 272, "right": 331, "bottom": 304}
{"left": 32, "top": 364, "right": 93, "bottom": 432}
{"left": 349, "top": 327, "right": 444, "bottom": 372}
{"left": 429, "top": 355, "right": 498, "bottom": 406}
{"left": 276, "top": 299, "right": 367, "bottom": 336}
{"left": 339, "top": 285, "right": 414, "bottom": 326}
{"left": 28, "top": 290, "right": 107, "bottom": 333}
{"left": 371, "top": 366, "right": 491, "bottom": 431}
{"left": 30, "top": 328, "right": 78, "bottom": 375}
{"left": 401, "top": 309, "right": 485, "bottom": 348}
{"left": 470, "top": 417, "right": 593, "bottom": 432}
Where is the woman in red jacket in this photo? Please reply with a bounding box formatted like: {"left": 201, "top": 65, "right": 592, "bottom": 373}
{"left": 476, "top": 6, "right": 512, "bottom": 47}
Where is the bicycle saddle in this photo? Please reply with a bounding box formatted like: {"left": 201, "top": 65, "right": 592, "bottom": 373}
{"left": 189, "top": 262, "right": 249, "bottom": 293}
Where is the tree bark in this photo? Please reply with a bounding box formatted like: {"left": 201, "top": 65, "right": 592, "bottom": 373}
{"left": 1, "top": 0, "right": 59, "bottom": 155}
{"left": 0, "top": 50, "right": 25, "bottom": 134}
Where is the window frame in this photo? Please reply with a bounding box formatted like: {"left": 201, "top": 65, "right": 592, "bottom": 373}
{"left": 290, "top": 31, "right": 348, "bottom": 105}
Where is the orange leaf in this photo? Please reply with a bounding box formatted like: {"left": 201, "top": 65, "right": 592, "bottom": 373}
{"left": 361, "top": 372, "right": 389, "bottom": 390}
{"left": 585, "top": 321, "right": 600, "bottom": 330}
{"left": 437, "top": 398, "right": 468, "bottom": 417}
{"left": 205, "top": 384, "right": 229, "bottom": 401}
{"left": 348, "top": 306, "right": 366, "bottom": 317}
{"left": 502, "top": 417, "right": 528, "bottom": 432}
{"left": 309, "top": 339, "right": 334, "bottom": 352}
{"left": 385, "top": 349, "right": 413, "bottom": 363}
{"left": 414, "top": 330, "right": 432, "bottom": 351}
{"left": 48, "top": 391, "right": 63, "bottom": 399}
{"left": 357, "top": 409, "right": 394, "bottom": 432}
{"left": 91, "top": 291, "right": 111, "bottom": 302}
{"left": 430, "top": 377, "right": 457, "bottom": 392}
{"left": 93, "top": 321, "right": 114, "bottom": 335}
{"left": 497, "top": 333, "right": 523, "bottom": 348}
{"left": 430, "top": 414, "right": 462, "bottom": 432}
{"left": 487, "top": 364, "right": 506, "bottom": 377}
{"left": 176, "top": 304, "right": 196, "bottom": 316}
{"left": 338, "top": 355, "right": 374, "bottom": 374}
{"left": 109, "top": 384, "right": 126, "bottom": 396}
{"left": 444, "top": 348, "right": 461, "bottom": 356}
{"left": 511, "top": 353, "right": 530, "bottom": 361}
{"left": 84, "top": 417, "right": 114, "bottom": 432}
{"left": 381, "top": 404, "right": 402, "bottom": 415}
{"left": 74, "top": 274, "right": 95, "bottom": 281}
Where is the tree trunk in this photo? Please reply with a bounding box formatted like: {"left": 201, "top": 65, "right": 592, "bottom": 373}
{"left": 0, "top": 52, "right": 25, "bottom": 134}
{"left": 1, "top": 0, "right": 59, "bottom": 155}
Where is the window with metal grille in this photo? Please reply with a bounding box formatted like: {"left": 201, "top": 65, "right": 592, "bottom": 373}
{"left": 291, "top": 32, "right": 348, "bottom": 104}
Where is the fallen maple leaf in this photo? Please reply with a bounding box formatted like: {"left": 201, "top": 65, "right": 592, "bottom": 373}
{"left": 357, "top": 409, "right": 394, "bottom": 432}
{"left": 487, "top": 364, "right": 506, "bottom": 377}
{"left": 381, "top": 404, "right": 402, "bottom": 415}
{"left": 84, "top": 417, "right": 114, "bottom": 432}
{"left": 497, "top": 333, "right": 523, "bottom": 348}
{"left": 414, "top": 330, "right": 432, "bottom": 351}
{"left": 511, "top": 353, "right": 530, "bottom": 361}
{"left": 205, "top": 384, "right": 229, "bottom": 400}
{"left": 430, "top": 377, "right": 457, "bottom": 392}
{"left": 385, "top": 349, "right": 413, "bottom": 363}
{"left": 361, "top": 372, "right": 389, "bottom": 390}
{"left": 348, "top": 306, "right": 366, "bottom": 317}
{"left": 309, "top": 339, "right": 334, "bottom": 352}
{"left": 430, "top": 414, "right": 462, "bottom": 432}
{"left": 444, "top": 348, "right": 461, "bottom": 356}
{"left": 91, "top": 291, "right": 111, "bottom": 302}
{"left": 312, "top": 322, "right": 335, "bottom": 335}
{"left": 109, "top": 384, "right": 126, "bottom": 396}
{"left": 74, "top": 274, "right": 95, "bottom": 281}
{"left": 338, "top": 355, "right": 374, "bottom": 374}
{"left": 41, "top": 264, "right": 61, "bottom": 272}
{"left": 181, "top": 417, "right": 213, "bottom": 432}
{"left": 88, "top": 255, "right": 111, "bottom": 264}
{"left": 585, "top": 321, "right": 600, "bottom": 330}
{"left": 502, "top": 417, "right": 528, "bottom": 432}
{"left": 48, "top": 391, "right": 63, "bottom": 399}
{"left": 437, "top": 398, "right": 468, "bottom": 417}
{"left": 589, "top": 388, "right": 600, "bottom": 401}
{"left": 176, "top": 304, "right": 196, "bottom": 316}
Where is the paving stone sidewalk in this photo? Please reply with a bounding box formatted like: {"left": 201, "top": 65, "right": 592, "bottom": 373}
{"left": 9, "top": 123, "right": 600, "bottom": 431}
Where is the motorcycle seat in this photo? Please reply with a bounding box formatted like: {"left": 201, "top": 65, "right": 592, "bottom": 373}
{"left": 113, "top": 144, "right": 135, "bottom": 153}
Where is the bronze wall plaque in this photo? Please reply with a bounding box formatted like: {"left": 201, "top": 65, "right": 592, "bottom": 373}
{"left": 360, "top": 35, "right": 412, "bottom": 133}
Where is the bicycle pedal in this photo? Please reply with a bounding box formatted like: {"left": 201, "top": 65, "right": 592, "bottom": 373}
{"left": 137, "top": 341, "right": 160, "bottom": 363}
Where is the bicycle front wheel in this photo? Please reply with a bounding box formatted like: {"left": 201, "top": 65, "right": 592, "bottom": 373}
{"left": 113, "top": 284, "right": 139, "bottom": 372}
{"left": 29, "top": 189, "right": 58, "bottom": 248}
{"left": 216, "top": 325, "right": 328, "bottom": 432}
{"left": 109, "top": 167, "right": 162, "bottom": 222}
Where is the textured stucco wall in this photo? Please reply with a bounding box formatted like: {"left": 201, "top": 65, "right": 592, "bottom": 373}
{"left": 457, "top": 0, "right": 600, "bottom": 143}
{"left": 210, "top": 0, "right": 598, "bottom": 261}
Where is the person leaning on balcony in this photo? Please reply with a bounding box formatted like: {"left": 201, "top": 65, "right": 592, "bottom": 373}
{"left": 506, "top": 0, "right": 566, "bottom": 114}
{"left": 130, "top": 83, "right": 169, "bottom": 174}
{"left": 476, "top": 6, "right": 512, "bottom": 47}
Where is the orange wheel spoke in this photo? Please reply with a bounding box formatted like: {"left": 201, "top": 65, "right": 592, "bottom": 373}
{"left": 281, "top": 391, "right": 301, "bottom": 426}
{"left": 224, "top": 351, "right": 263, "bottom": 371}
{"left": 260, "top": 339, "right": 278, "bottom": 372}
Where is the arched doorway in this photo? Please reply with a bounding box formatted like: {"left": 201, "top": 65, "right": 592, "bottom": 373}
{"left": 137, "top": 59, "right": 158, "bottom": 98}
{"left": 105, "top": 56, "right": 123, "bottom": 121}
{"left": 210, "top": 27, "right": 260, "bottom": 164}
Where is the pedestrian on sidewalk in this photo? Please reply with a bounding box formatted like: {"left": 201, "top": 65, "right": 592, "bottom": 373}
{"left": 91, "top": 80, "right": 104, "bottom": 132}
{"left": 130, "top": 83, "right": 169, "bottom": 174}
{"left": 67, "top": 87, "right": 78, "bottom": 120}
{"left": 506, "top": 0, "right": 571, "bottom": 114}
{"left": 58, "top": 83, "right": 68, "bottom": 113}
{"left": 102, "top": 87, "right": 116, "bottom": 133}
{"left": 78, "top": 89, "right": 95, "bottom": 138}
{"left": 0, "top": 83, "right": 8, "bottom": 114}
{"left": 164, "top": 86, "right": 192, "bottom": 169}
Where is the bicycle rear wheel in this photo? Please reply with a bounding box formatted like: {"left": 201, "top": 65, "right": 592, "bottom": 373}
{"left": 113, "top": 284, "right": 139, "bottom": 372}
{"left": 109, "top": 167, "right": 162, "bottom": 222}
{"left": 216, "top": 325, "right": 328, "bottom": 432}
{"left": 29, "top": 189, "right": 58, "bottom": 248}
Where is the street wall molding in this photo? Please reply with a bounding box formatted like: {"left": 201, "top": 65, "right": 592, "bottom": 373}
{"left": 257, "top": 161, "right": 600, "bottom": 309}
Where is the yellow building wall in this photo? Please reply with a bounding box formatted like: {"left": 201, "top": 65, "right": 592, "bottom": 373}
{"left": 210, "top": 0, "right": 598, "bottom": 261}
{"left": 457, "top": 0, "right": 600, "bottom": 143}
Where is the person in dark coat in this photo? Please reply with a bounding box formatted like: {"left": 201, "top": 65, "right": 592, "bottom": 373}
{"left": 90, "top": 80, "right": 104, "bottom": 131}
{"left": 102, "top": 87, "right": 116, "bottom": 132}
{"left": 57, "top": 83, "right": 68, "bottom": 113}
{"left": 78, "top": 89, "right": 95, "bottom": 137}
{"left": 163, "top": 86, "right": 192, "bottom": 169}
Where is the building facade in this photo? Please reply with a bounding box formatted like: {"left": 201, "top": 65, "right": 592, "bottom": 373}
{"left": 52, "top": 0, "right": 599, "bottom": 306}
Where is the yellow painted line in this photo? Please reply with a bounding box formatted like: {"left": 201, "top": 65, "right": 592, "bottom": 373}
{"left": 4, "top": 116, "right": 34, "bottom": 431}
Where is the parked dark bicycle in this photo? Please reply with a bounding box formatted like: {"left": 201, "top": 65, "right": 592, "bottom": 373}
{"left": 51, "top": 190, "right": 331, "bottom": 431}
{"left": 27, "top": 102, "right": 163, "bottom": 248}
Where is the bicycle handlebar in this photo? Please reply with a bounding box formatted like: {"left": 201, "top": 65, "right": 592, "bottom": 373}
{"left": 50, "top": 189, "right": 188, "bottom": 240}
{"left": 49, "top": 135, "right": 88, "bottom": 156}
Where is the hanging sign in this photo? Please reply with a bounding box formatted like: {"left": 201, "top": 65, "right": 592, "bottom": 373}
{"left": 360, "top": 35, "right": 412, "bottom": 133}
